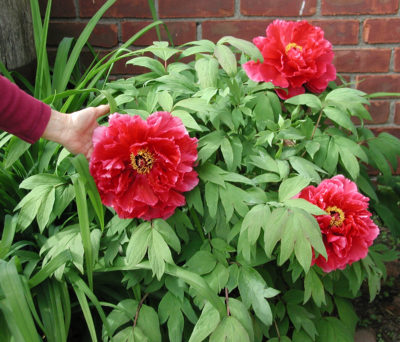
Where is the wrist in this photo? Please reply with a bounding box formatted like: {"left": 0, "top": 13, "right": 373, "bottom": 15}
{"left": 41, "top": 109, "right": 70, "bottom": 145}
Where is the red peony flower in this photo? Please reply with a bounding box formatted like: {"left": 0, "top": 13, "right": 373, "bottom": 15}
{"left": 243, "top": 20, "right": 336, "bottom": 99}
{"left": 296, "top": 175, "right": 379, "bottom": 272}
{"left": 89, "top": 112, "right": 198, "bottom": 220}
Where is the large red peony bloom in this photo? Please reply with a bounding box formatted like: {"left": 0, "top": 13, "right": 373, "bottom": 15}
{"left": 243, "top": 20, "right": 336, "bottom": 99}
{"left": 296, "top": 175, "right": 379, "bottom": 273}
{"left": 89, "top": 112, "right": 198, "bottom": 220}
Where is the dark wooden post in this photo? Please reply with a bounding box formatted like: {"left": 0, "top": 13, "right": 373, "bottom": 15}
{"left": 0, "top": 0, "right": 36, "bottom": 71}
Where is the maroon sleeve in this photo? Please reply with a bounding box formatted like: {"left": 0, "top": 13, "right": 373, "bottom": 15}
{"left": 0, "top": 75, "right": 51, "bottom": 143}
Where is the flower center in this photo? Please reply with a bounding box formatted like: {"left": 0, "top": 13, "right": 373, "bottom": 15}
{"left": 130, "top": 149, "right": 154, "bottom": 174}
{"left": 285, "top": 42, "right": 303, "bottom": 54}
{"left": 326, "top": 206, "right": 345, "bottom": 227}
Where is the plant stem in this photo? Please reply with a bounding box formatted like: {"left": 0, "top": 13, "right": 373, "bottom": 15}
{"left": 225, "top": 287, "right": 230, "bottom": 316}
{"left": 133, "top": 293, "right": 149, "bottom": 330}
{"left": 274, "top": 319, "right": 281, "bottom": 340}
{"left": 310, "top": 109, "right": 324, "bottom": 140}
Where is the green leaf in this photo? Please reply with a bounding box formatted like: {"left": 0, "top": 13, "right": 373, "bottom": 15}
{"left": 264, "top": 208, "right": 289, "bottom": 257}
{"left": 20, "top": 174, "right": 65, "bottom": 190}
{"left": 278, "top": 175, "right": 310, "bottom": 202}
{"left": 214, "top": 44, "right": 237, "bottom": 76}
{"left": 0, "top": 215, "right": 17, "bottom": 259}
{"left": 185, "top": 250, "right": 217, "bottom": 275}
{"left": 283, "top": 198, "right": 327, "bottom": 215}
{"left": 172, "top": 110, "right": 202, "bottom": 131}
{"left": 218, "top": 36, "right": 263, "bottom": 61}
{"left": 4, "top": 137, "right": 30, "bottom": 169}
{"left": 127, "top": 56, "right": 166, "bottom": 76}
{"left": 210, "top": 316, "right": 250, "bottom": 342}
{"left": 289, "top": 156, "right": 323, "bottom": 183}
{"left": 71, "top": 174, "right": 93, "bottom": 289}
{"left": 287, "top": 304, "right": 317, "bottom": 340}
{"left": 195, "top": 57, "right": 219, "bottom": 89}
{"left": 37, "top": 187, "right": 55, "bottom": 232}
{"left": 323, "top": 107, "right": 356, "bottom": 134}
{"left": 157, "top": 91, "right": 173, "bottom": 112}
{"left": 285, "top": 94, "right": 322, "bottom": 112}
{"left": 339, "top": 148, "right": 359, "bottom": 179}
{"left": 241, "top": 204, "right": 270, "bottom": 245}
{"left": 28, "top": 249, "right": 71, "bottom": 289}
{"left": 0, "top": 259, "right": 42, "bottom": 341}
{"left": 153, "top": 219, "right": 181, "bottom": 253}
{"left": 205, "top": 182, "right": 219, "bottom": 218}
{"left": 149, "top": 229, "right": 173, "bottom": 280}
{"left": 238, "top": 266, "right": 278, "bottom": 326}
{"left": 197, "top": 163, "right": 226, "bottom": 187}
{"left": 304, "top": 268, "right": 326, "bottom": 307}
{"left": 334, "top": 297, "right": 358, "bottom": 333}
{"left": 188, "top": 302, "right": 221, "bottom": 342}
{"left": 316, "top": 317, "right": 353, "bottom": 342}
{"left": 228, "top": 298, "right": 254, "bottom": 342}
{"left": 221, "top": 137, "right": 234, "bottom": 170}
{"left": 126, "top": 222, "right": 151, "bottom": 265}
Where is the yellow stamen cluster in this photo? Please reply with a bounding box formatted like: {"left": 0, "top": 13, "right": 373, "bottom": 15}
{"left": 285, "top": 42, "right": 303, "bottom": 54}
{"left": 130, "top": 149, "right": 154, "bottom": 174}
{"left": 326, "top": 206, "right": 345, "bottom": 227}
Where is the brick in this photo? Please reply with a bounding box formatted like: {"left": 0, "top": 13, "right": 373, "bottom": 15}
{"left": 122, "top": 21, "right": 196, "bottom": 46}
{"left": 203, "top": 20, "right": 272, "bottom": 42}
{"left": 159, "top": 0, "right": 234, "bottom": 18}
{"left": 310, "top": 20, "right": 359, "bottom": 45}
{"left": 363, "top": 18, "right": 400, "bottom": 44}
{"left": 356, "top": 75, "right": 400, "bottom": 95}
{"left": 39, "top": 0, "right": 76, "bottom": 18}
{"left": 321, "top": 0, "right": 399, "bottom": 15}
{"left": 333, "top": 49, "right": 391, "bottom": 73}
{"left": 47, "top": 22, "right": 118, "bottom": 48}
{"left": 79, "top": 0, "right": 152, "bottom": 18}
{"left": 241, "top": 0, "right": 316, "bottom": 16}
{"left": 322, "top": 0, "right": 398, "bottom": 15}
{"left": 352, "top": 101, "right": 390, "bottom": 125}
{"left": 395, "top": 102, "right": 400, "bottom": 124}
{"left": 395, "top": 48, "right": 400, "bottom": 72}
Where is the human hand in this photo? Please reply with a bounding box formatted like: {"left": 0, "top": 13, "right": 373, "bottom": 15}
{"left": 42, "top": 104, "right": 110, "bottom": 159}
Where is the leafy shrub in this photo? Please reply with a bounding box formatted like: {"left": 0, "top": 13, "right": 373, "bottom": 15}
{"left": 1, "top": 4, "right": 400, "bottom": 342}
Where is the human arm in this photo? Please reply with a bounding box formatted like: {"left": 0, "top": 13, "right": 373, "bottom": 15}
{"left": 42, "top": 105, "right": 110, "bottom": 159}
{"left": 0, "top": 75, "right": 109, "bottom": 158}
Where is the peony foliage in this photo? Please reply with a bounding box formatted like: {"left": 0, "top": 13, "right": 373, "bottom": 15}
{"left": 1, "top": 16, "right": 400, "bottom": 342}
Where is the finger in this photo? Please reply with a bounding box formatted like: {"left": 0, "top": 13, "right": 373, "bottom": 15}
{"left": 94, "top": 104, "right": 111, "bottom": 119}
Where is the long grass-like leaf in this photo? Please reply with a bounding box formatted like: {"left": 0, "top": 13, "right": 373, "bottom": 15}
{"left": 68, "top": 271, "right": 112, "bottom": 338}
{"left": 0, "top": 259, "right": 41, "bottom": 341}
{"left": 71, "top": 154, "right": 104, "bottom": 230}
{"left": 70, "top": 281, "right": 98, "bottom": 342}
{"left": 52, "top": 37, "right": 74, "bottom": 95}
{"left": 0, "top": 215, "right": 17, "bottom": 259}
{"left": 0, "top": 61, "right": 15, "bottom": 82}
{"left": 28, "top": 249, "right": 71, "bottom": 288}
{"left": 31, "top": 0, "right": 52, "bottom": 99}
{"left": 61, "top": 21, "right": 162, "bottom": 112}
{"left": 58, "top": 0, "right": 117, "bottom": 94}
{"left": 147, "top": 0, "right": 174, "bottom": 46}
{"left": 72, "top": 174, "right": 94, "bottom": 290}
{"left": 37, "top": 279, "right": 69, "bottom": 342}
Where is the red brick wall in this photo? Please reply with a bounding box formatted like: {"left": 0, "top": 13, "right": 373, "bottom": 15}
{"left": 41, "top": 0, "right": 400, "bottom": 136}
